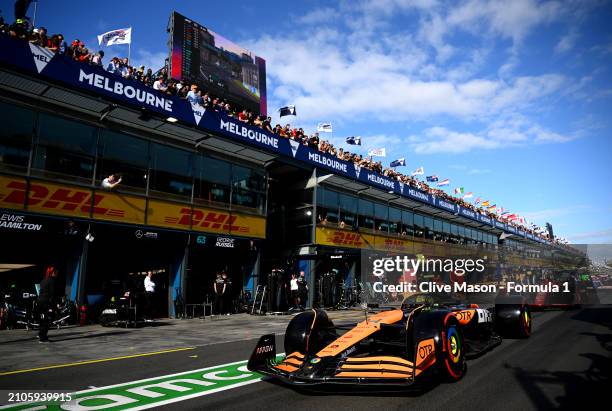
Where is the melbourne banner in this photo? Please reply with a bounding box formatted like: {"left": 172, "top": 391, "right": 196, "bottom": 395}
{"left": 0, "top": 35, "right": 536, "bottom": 241}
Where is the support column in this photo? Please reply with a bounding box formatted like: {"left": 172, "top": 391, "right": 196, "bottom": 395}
{"left": 347, "top": 259, "right": 357, "bottom": 288}
{"left": 169, "top": 243, "right": 188, "bottom": 318}
{"left": 245, "top": 249, "right": 261, "bottom": 294}
{"left": 73, "top": 240, "right": 89, "bottom": 306}
{"left": 300, "top": 259, "right": 316, "bottom": 309}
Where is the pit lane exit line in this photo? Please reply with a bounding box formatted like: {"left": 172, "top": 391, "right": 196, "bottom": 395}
{"left": 0, "top": 355, "right": 285, "bottom": 410}
{"left": 0, "top": 347, "right": 196, "bottom": 376}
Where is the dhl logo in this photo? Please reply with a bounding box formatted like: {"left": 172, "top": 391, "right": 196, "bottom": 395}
{"left": 0, "top": 181, "right": 125, "bottom": 217}
{"left": 163, "top": 208, "right": 249, "bottom": 233}
{"left": 328, "top": 231, "right": 363, "bottom": 247}
{"left": 383, "top": 238, "right": 409, "bottom": 250}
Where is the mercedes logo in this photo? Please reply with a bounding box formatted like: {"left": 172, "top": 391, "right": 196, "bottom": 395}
{"left": 135, "top": 229, "right": 143, "bottom": 239}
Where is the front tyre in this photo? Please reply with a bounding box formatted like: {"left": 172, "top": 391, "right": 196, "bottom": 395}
{"left": 284, "top": 309, "right": 335, "bottom": 355}
{"left": 440, "top": 316, "right": 466, "bottom": 382}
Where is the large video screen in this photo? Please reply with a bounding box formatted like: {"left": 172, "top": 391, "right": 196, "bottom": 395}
{"left": 168, "top": 11, "right": 267, "bottom": 115}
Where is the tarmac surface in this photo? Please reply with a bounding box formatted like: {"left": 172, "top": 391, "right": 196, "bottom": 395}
{"left": 0, "top": 304, "right": 610, "bottom": 410}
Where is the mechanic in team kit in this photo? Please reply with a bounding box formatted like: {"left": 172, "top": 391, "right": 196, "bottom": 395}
{"left": 297, "top": 271, "right": 308, "bottom": 310}
{"left": 37, "top": 266, "right": 58, "bottom": 342}
{"left": 213, "top": 272, "right": 226, "bottom": 315}
{"left": 289, "top": 273, "right": 299, "bottom": 310}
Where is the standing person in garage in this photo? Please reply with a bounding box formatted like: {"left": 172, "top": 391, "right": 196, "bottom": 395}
{"left": 213, "top": 272, "right": 226, "bottom": 316}
{"left": 144, "top": 271, "right": 156, "bottom": 322}
{"left": 222, "top": 270, "right": 232, "bottom": 315}
{"left": 297, "top": 270, "right": 308, "bottom": 310}
{"left": 38, "top": 266, "right": 58, "bottom": 342}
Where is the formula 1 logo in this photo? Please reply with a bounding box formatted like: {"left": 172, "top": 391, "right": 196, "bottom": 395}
{"left": 164, "top": 208, "right": 249, "bottom": 233}
{"left": 0, "top": 180, "right": 124, "bottom": 217}
{"left": 328, "top": 231, "right": 363, "bottom": 247}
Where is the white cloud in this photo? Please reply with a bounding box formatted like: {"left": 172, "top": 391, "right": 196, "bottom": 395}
{"left": 468, "top": 168, "right": 491, "bottom": 175}
{"left": 521, "top": 205, "right": 588, "bottom": 222}
{"left": 530, "top": 125, "right": 574, "bottom": 143}
{"left": 409, "top": 114, "right": 575, "bottom": 154}
{"left": 240, "top": 1, "right": 580, "bottom": 153}
{"left": 410, "top": 127, "right": 502, "bottom": 154}
{"left": 250, "top": 30, "right": 568, "bottom": 123}
{"left": 555, "top": 30, "right": 579, "bottom": 54}
{"left": 418, "top": 12, "right": 454, "bottom": 61}
{"left": 568, "top": 228, "right": 612, "bottom": 243}
{"left": 446, "top": 0, "right": 563, "bottom": 46}
{"left": 297, "top": 7, "right": 340, "bottom": 25}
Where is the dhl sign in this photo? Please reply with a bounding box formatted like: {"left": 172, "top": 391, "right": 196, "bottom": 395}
{"left": 147, "top": 199, "right": 266, "bottom": 239}
{"left": 379, "top": 237, "right": 413, "bottom": 253}
{"left": 316, "top": 227, "right": 373, "bottom": 249}
{"left": 0, "top": 176, "right": 145, "bottom": 223}
{"left": 317, "top": 225, "right": 468, "bottom": 256}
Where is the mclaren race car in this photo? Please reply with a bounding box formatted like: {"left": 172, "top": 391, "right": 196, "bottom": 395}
{"left": 248, "top": 293, "right": 531, "bottom": 386}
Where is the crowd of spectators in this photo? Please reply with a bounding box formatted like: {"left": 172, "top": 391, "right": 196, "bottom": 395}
{"left": 0, "top": 15, "right": 569, "bottom": 247}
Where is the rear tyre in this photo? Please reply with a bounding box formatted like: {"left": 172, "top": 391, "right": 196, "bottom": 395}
{"left": 495, "top": 304, "right": 531, "bottom": 339}
{"left": 517, "top": 305, "right": 531, "bottom": 338}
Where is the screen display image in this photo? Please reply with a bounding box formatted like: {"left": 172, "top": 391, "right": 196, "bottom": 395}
{"left": 169, "top": 11, "right": 267, "bottom": 115}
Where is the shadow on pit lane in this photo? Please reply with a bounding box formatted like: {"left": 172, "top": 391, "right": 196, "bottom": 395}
{"left": 142, "top": 321, "right": 174, "bottom": 327}
{"left": 262, "top": 376, "right": 443, "bottom": 397}
{"left": 48, "top": 330, "right": 132, "bottom": 342}
{"left": 580, "top": 332, "right": 612, "bottom": 352}
{"left": 504, "top": 327, "right": 612, "bottom": 409}
{"left": 0, "top": 329, "right": 94, "bottom": 345}
{"left": 570, "top": 306, "right": 612, "bottom": 330}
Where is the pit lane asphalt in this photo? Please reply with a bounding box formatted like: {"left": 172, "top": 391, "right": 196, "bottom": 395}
{"left": 1, "top": 306, "right": 610, "bottom": 410}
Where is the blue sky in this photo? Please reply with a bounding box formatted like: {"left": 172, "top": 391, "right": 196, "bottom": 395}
{"left": 4, "top": 0, "right": 611, "bottom": 243}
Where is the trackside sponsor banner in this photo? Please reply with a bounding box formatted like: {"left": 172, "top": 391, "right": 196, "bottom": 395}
{"left": 0, "top": 358, "right": 282, "bottom": 410}
{"left": 0, "top": 35, "right": 551, "bottom": 243}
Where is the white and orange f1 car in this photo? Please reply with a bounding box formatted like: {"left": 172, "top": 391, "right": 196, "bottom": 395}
{"left": 248, "top": 293, "right": 531, "bottom": 386}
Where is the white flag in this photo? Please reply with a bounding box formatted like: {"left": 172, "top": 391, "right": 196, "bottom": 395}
{"left": 368, "top": 148, "right": 386, "bottom": 157}
{"left": 317, "top": 122, "right": 333, "bottom": 133}
{"left": 411, "top": 166, "right": 424, "bottom": 176}
{"left": 98, "top": 27, "right": 132, "bottom": 46}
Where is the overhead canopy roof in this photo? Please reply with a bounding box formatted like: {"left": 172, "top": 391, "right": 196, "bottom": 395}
{"left": 0, "top": 67, "right": 279, "bottom": 167}
{"left": 321, "top": 173, "right": 499, "bottom": 232}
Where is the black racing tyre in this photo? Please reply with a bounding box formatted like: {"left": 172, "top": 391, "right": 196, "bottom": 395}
{"left": 284, "top": 309, "right": 335, "bottom": 355}
{"left": 495, "top": 304, "right": 531, "bottom": 339}
{"left": 517, "top": 304, "right": 531, "bottom": 338}
{"left": 439, "top": 315, "right": 466, "bottom": 382}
